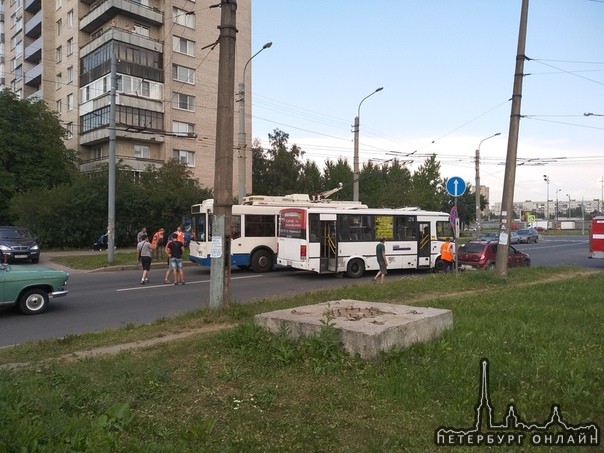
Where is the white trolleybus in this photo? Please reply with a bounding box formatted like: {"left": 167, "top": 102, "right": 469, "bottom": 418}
{"left": 277, "top": 206, "right": 454, "bottom": 278}
{"left": 189, "top": 188, "right": 367, "bottom": 273}
{"left": 589, "top": 215, "right": 604, "bottom": 259}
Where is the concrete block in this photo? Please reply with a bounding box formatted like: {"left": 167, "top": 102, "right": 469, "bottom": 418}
{"left": 255, "top": 299, "right": 453, "bottom": 359}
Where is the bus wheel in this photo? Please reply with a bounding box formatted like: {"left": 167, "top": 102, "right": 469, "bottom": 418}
{"left": 346, "top": 259, "right": 365, "bottom": 278}
{"left": 250, "top": 249, "right": 273, "bottom": 273}
{"left": 434, "top": 258, "right": 444, "bottom": 272}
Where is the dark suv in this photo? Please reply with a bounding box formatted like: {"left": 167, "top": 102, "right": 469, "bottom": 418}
{"left": 0, "top": 226, "right": 40, "bottom": 264}
{"left": 457, "top": 240, "right": 530, "bottom": 270}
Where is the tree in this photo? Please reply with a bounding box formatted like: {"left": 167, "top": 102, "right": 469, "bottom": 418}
{"left": 322, "top": 158, "right": 353, "bottom": 200}
{"left": 0, "top": 90, "right": 78, "bottom": 223}
{"left": 410, "top": 154, "right": 445, "bottom": 211}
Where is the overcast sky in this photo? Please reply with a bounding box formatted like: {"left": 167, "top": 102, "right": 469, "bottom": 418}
{"left": 250, "top": 0, "right": 604, "bottom": 207}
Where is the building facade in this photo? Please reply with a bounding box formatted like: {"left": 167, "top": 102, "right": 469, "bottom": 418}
{"left": 1, "top": 0, "right": 252, "bottom": 194}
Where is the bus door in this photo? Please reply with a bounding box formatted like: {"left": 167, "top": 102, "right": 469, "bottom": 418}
{"left": 319, "top": 214, "right": 337, "bottom": 273}
{"left": 417, "top": 222, "right": 431, "bottom": 268}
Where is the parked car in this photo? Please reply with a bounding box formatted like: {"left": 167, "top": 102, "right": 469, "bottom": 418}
{"left": 477, "top": 232, "right": 498, "bottom": 242}
{"left": 516, "top": 228, "right": 539, "bottom": 244}
{"left": 0, "top": 226, "right": 40, "bottom": 264}
{"left": 457, "top": 241, "right": 531, "bottom": 270}
{"left": 509, "top": 231, "right": 520, "bottom": 244}
{"left": 0, "top": 264, "right": 69, "bottom": 314}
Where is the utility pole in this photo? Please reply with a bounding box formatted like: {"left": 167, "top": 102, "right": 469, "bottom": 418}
{"left": 209, "top": 0, "right": 237, "bottom": 308}
{"left": 475, "top": 133, "right": 501, "bottom": 237}
{"left": 107, "top": 46, "right": 117, "bottom": 263}
{"left": 496, "top": 0, "right": 529, "bottom": 277}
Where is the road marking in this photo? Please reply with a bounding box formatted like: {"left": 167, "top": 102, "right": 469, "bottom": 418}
{"left": 116, "top": 274, "right": 263, "bottom": 292}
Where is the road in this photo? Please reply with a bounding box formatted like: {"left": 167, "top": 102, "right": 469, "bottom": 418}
{"left": 0, "top": 235, "right": 601, "bottom": 347}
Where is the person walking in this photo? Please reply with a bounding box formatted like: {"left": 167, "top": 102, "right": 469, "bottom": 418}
{"left": 137, "top": 233, "right": 154, "bottom": 284}
{"left": 440, "top": 237, "right": 454, "bottom": 273}
{"left": 151, "top": 228, "right": 165, "bottom": 260}
{"left": 372, "top": 238, "right": 387, "bottom": 284}
{"left": 166, "top": 233, "right": 185, "bottom": 285}
{"left": 136, "top": 227, "right": 147, "bottom": 244}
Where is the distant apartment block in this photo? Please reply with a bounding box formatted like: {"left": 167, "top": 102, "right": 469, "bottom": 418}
{"left": 1, "top": 0, "right": 252, "bottom": 193}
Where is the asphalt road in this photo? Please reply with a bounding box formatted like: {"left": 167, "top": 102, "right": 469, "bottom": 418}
{"left": 0, "top": 235, "right": 601, "bottom": 347}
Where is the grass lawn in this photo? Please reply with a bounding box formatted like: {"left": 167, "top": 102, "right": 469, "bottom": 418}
{"left": 0, "top": 266, "right": 602, "bottom": 451}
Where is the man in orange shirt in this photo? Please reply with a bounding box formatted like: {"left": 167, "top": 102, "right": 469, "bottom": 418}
{"left": 440, "top": 237, "right": 454, "bottom": 273}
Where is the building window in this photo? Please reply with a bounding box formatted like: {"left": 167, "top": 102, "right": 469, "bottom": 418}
{"left": 172, "top": 93, "right": 195, "bottom": 111}
{"left": 134, "top": 144, "right": 150, "bottom": 159}
{"left": 92, "top": 147, "right": 103, "bottom": 160}
{"left": 67, "top": 66, "right": 74, "bottom": 84}
{"left": 66, "top": 122, "right": 74, "bottom": 139}
{"left": 56, "top": 0, "right": 62, "bottom": 9}
{"left": 14, "top": 65, "right": 22, "bottom": 81}
{"left": 134, "top": 79, "right": 150, "bottom": 97}
{"left": 56, "top": 46, "right": 62, "bottom": 63}
{"left": 133, "top": 23, "right": 150, "bottom": 37}
{"left": 56, "top": 72, "right": 62, "bottom": 90}
{"left": 67, "top": 10, "right": 74, "bottom": 28}
{"left": 173, "top": 149, "right": 195, "bottom": 167}
{"left": 67, "top": 93, "right": 74, "bottom": 111}
{"left": 172, "top": 121, "right": 195, "bottom": 137}
{"left": 173, "top": 36, "right": 195, "bottom": 56}
{"left": 56, "top": 99, "right": 62, "bottom": 113}
{"left": 57, "top": 19, "right": 62, "bottom": 36}
{"left": 172, "top": 64, "right": 195, "bottom": 84}
{"left": 173, "top": 7, "right": 195, "bottom": 28}
{"left": 67, "top": 38, "right": 74, "bottom": 56}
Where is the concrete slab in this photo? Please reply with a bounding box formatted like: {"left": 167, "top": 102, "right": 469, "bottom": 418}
{"left": 255, "top": 300, "right": 453, "bottom": 359}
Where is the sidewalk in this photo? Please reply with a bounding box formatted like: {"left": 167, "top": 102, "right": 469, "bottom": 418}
{"left": 40, "top": 249, "right": 192, "bottom": 273}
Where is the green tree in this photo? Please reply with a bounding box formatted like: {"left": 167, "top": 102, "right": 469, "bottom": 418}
{"left": 410, "top": 155, "right": 445, "bottom": 211}
{"left": 322, "top": 158, "right": 353, "bottom": 201}
{"left": 0, "top": 90, "right": 78, "bottom": 223}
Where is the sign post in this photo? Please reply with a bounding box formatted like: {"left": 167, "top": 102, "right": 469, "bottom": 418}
{"left": 446, "top": 177, "right": 467, "bottom": 275}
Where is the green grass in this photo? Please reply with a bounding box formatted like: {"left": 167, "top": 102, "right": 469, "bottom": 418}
{"left": 51, "top": 250, "right": 190, "bottom": 270}
{"left": 0, "top": 267, "right": 602, "bottom": 452}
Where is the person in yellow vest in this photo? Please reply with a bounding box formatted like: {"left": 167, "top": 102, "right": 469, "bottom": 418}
{"left": 440, "top": 237, "right": 454, "bottom": 273}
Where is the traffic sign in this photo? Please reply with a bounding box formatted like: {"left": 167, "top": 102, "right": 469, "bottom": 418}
{"left": 449, "top": 206, "right": 458, "bottom": 227}
{"left": 446, "top": 176, "right": 467, "bottom": 197}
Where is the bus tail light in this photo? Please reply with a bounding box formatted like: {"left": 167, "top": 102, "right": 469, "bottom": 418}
{"left": 300, "top": 245, "right": 307, "bottom": 259}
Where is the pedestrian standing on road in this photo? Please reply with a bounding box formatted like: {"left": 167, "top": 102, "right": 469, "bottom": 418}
{"left": 166, "top": 233, "right": 185, "bottom": 285}
{"left": 136, "top": 227, "right": 147, "bottom": 244}
{"left": 440, "top": 237, "right": 454, "bottom": 273}
{"left": 372, "top": 238, "right": 387, "bottom": 284}
{"left": 163, "top": 234, "right": 174, "bottom": 284}
{"left": 137, "top": 233, "right": 154, "bottom": 284}
{"left": 151, "top": 228, "right": 165, "bottom": 260}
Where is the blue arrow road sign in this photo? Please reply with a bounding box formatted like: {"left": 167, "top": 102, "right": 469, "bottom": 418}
{"left": 446, "top": 176, "right": 467, "bottom": 197}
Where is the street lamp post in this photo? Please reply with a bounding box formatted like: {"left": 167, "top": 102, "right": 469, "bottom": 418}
{"left": 475, "top": 132, "right": 501, "bottom": 236}
{"left": 237, "top": 41, "right": 272, "bottom": 203}
{"left": 353, "top": 87, "right": 383, "bottom": 201}
{"left": 555, "top": 188, "right": 562, "bottom": 221}
{"left": 543, "top": 175, "right": 550, "bottom": 221}
{"left": 566, "top": 193, "right": 571, "bottom": 219}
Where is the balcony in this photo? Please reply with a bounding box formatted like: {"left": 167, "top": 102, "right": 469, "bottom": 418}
{"left": 81, "top": 26, "right": 163, "bottom": 56}
{"left": 80, "top": 154, "right": 164, "bottom": 173}
{"left": 25, "top": 0, "right": 41, "bottom": 14}
{"left": 24, "top": 37, "right": 42, "bottom": 63}
{"left": 24, "top": 9, "right": 42, "bottom": 38}
{"left": 80, "top": 0, "right": 163, "bottom": 34}
{"left": 24, "top": 63, "right": 42, "bottom": 87}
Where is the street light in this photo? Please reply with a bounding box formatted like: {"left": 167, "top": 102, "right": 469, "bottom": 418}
{"left": 353, "top": 86, "right": 383, "bottom": 201}
{"left": 555, "top": 188, "right": 562, "bottom": 221}
{"left": 543, "top": 175, "right": 549, "bottom": 221}
{"left": 475, "top": 132, "right": 501, "bottom": 236}
{"left": 237, "top": 41, "right": 272, "bottom": 203}
{"left": 584, "top": 112, "right": 604, "bottom": 117}
{"left": 566, "top": 193, "right": 571, "bottom": 219}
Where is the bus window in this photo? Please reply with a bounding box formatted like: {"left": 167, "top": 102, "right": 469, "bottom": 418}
{"left": 394, "top": 215, "right": 417, "bottom": 241}
{"left": 309, "top": 213, "right": 320, "bottom": 242}
{"left": 193, "top": 213, "right": 207, "bottom": 241}
{"left": 245, "top": 215, "right": 275, "bottom": 237}
{"left": 436, "top": 220, "right": 454, "bottom": 239}
{"left": 232, "top": 215, "right": 242, "bottom": 239}
{"left": 339, "top": 214, "right": 374, "bottom": 241}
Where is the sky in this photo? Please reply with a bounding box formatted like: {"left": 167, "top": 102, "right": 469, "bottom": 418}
{"left": 249, "top": 0, "right": 604, "bottom": 208}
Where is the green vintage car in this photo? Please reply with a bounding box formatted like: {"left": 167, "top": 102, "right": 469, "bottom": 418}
{"left": 0, "top": 264, "right": 69, "bottom": 315}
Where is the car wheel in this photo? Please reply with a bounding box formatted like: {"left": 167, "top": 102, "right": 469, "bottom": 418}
{"left": 523, "top": 260, "right": 531, "bottom": 267}
{"left": 18, "top": 288, "right": 49, "bottom": 315}
{"left": 250, "top": 249, "right": 274, "bottom": 273}
{"left": 345, "top": 259, "right": 365, "bottom": 278}
{"left": 31, "top": 258, "right": 39, "bottom": 264}
{"left": 486, "top": 263, "right": 496, "bottom": 270}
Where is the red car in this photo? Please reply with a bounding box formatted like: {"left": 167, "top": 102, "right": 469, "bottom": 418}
{"left": 457, "top": 241, "right": 531, "bottom": 270}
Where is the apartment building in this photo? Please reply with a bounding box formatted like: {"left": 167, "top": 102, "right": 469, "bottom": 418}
{"left": 1, "top": 0, "right": 252, "bottom": 194}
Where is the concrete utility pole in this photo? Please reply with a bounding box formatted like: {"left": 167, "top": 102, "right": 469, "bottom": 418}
{"left": 496, "top": 0, "right": 529, "bottom": 277}
{"left": 209, "top": 0, "right": 237, "bottom": 308}
{"left": 107, "top": 46, "right": 117, "bottom": 263}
